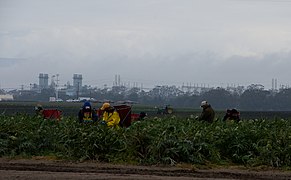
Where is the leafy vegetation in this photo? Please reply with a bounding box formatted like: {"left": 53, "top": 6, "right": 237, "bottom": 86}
{"left": 0, "top": 114, "right": 291, "bottom": 168}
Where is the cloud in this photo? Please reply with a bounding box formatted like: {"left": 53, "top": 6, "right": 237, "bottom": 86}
{"left": 0, "top": 58, "right": 26, "bottom": 67}
{"left": 1, "top": 0, "right": 291, "bottom": 89}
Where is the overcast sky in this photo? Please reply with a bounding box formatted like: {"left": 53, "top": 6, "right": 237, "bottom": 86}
{"left": 1, "top": 0, "right": 291, "bottom": 90}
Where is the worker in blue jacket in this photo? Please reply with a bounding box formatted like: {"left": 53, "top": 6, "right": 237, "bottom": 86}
{"left": 78, "top": 101, "right": 97, "bottom": 123}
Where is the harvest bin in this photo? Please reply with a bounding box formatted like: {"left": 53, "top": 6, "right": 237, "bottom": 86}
{"left": 42, "top": 109, "right": 62, "bottom": 120}
{"left": 114, "top": 105, "right": 132, "bottom": 127}
{"left": 131, "top": 113, "right": 140, "bottom": 121}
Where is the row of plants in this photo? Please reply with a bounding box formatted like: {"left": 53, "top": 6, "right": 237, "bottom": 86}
{"left": 0, "top": 114, "right": 291, "bottom": 168}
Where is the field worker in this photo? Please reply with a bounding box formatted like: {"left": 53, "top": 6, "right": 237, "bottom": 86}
{"left": 196, "top": 100, "right": 215, "bottom": 123}
{"left": 223, "top": 108, "right": 240, "bottom": 122}
{"left": 139, "top": 112, "right": 147, "bottom": 120}
{"left": 35, "top": 104, "right": 44, "bottom": 116}
{"left": 100, "top": 102, "right": 120, "bottom": 128}
{"left": 78, "top": 101, "right": 98, "bottom": 123}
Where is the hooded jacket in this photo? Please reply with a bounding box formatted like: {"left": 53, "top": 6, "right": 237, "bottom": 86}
{"left": 102, "top": 107, "right": 120, "bottom": 128}
{"left": 78, "top": 101, "right": 97, "bottom": 123}
{"left": 198, "top": 104, "right": 215, "bottom": 123}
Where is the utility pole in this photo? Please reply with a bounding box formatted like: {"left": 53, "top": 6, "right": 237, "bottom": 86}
{"left": 76, "top": 82, "right": 79, "bottom": 100}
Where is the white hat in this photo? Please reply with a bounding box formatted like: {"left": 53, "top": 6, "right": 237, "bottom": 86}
{"left": 200, "top": 101, "right": 208, "bottom": 107}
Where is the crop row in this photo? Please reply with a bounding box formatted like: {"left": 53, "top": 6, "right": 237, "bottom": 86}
{"left": 0, "top": 114, "right": 291, "bottom": 168}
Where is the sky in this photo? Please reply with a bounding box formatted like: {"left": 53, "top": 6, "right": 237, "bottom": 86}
{"left": 1, "top": 0, "right": 291, "bottom": 90}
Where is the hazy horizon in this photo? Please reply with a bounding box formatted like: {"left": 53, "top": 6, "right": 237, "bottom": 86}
{"left": 1, "top": 0, "right": 291, "bottom": 90}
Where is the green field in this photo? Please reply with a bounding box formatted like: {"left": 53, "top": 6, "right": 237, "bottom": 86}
{"left": 1, "top": 110, "right": 291, "bottom": 168}
{"left": 1, "top": 101, "right": 291, "bottom": 119}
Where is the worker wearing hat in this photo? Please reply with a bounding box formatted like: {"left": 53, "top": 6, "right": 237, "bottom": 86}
{"left": 78, "top": 101, "right": 97, "bottom": 123}
{"left": 100, "top": 102, "right": 120, "bottom": 128}
{"left": 35, "top": 104, "right": 44, "bottom": 116}
{"left": 196, "top": 100, "right": 215, "bottom": 123}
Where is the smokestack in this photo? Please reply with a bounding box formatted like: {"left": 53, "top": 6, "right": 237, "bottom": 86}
{"left": 115, "top": 75, "right": 117, "bottom": 86}
{"left": 118, "top": 75, "right": 120, "bottom": 86}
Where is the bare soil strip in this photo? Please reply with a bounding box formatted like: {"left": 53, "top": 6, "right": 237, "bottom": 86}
{"left": 0, "top": 158, "right": 291, "bottom": 179}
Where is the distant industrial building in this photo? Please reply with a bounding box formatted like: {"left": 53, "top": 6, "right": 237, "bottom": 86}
{"left": 64, "top": 74, "right": 83, "bottom": 97}
{"left": 36, "top": 73, "right": 84, "bottom": 97}
{"left": 38, "top": 73, "right": 49, "bottom": 90}
{"left": 0, "top": 94, "right": 14, "bottom": 101}
{"left": 73, "top": 74, "right": 82, "bottom": 91}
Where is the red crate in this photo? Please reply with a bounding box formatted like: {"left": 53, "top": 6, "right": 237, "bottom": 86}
{"left": 42, "top": 109, "right": 62, "bottom": 120}
{"left": 131, "top": 113, "right": 140, "bottom": 121}
{"left": 114, "top": 105, "right": 132, "bottom": 127}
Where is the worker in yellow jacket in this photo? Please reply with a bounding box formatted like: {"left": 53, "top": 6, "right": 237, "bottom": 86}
{"left": 100, "top": 102, "right": 120, "bottom": 128}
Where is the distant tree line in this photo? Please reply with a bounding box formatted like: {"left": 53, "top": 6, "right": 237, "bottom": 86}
{"left": 10, "top": 84, "right": 291, "bottom": 111}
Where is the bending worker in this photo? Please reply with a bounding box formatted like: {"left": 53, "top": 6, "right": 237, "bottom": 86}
{"left": 100, "top": 102, "right": 120, "bottom": 128}
{"left": 35, "top": 104, "right": 44, "bottom": 116}
{"left": 78, "top": 101, "right": 97, "bottom": 123}
{"left": 223, "top": 108, "right": 240, "bottom": 122}
{"left": 197, "top": 100, "right": 215, "bottom": 123}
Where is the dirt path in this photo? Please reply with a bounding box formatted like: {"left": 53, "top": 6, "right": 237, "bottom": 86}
{"left": 0, "top": 158, "right": 291, "bottom": 180}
